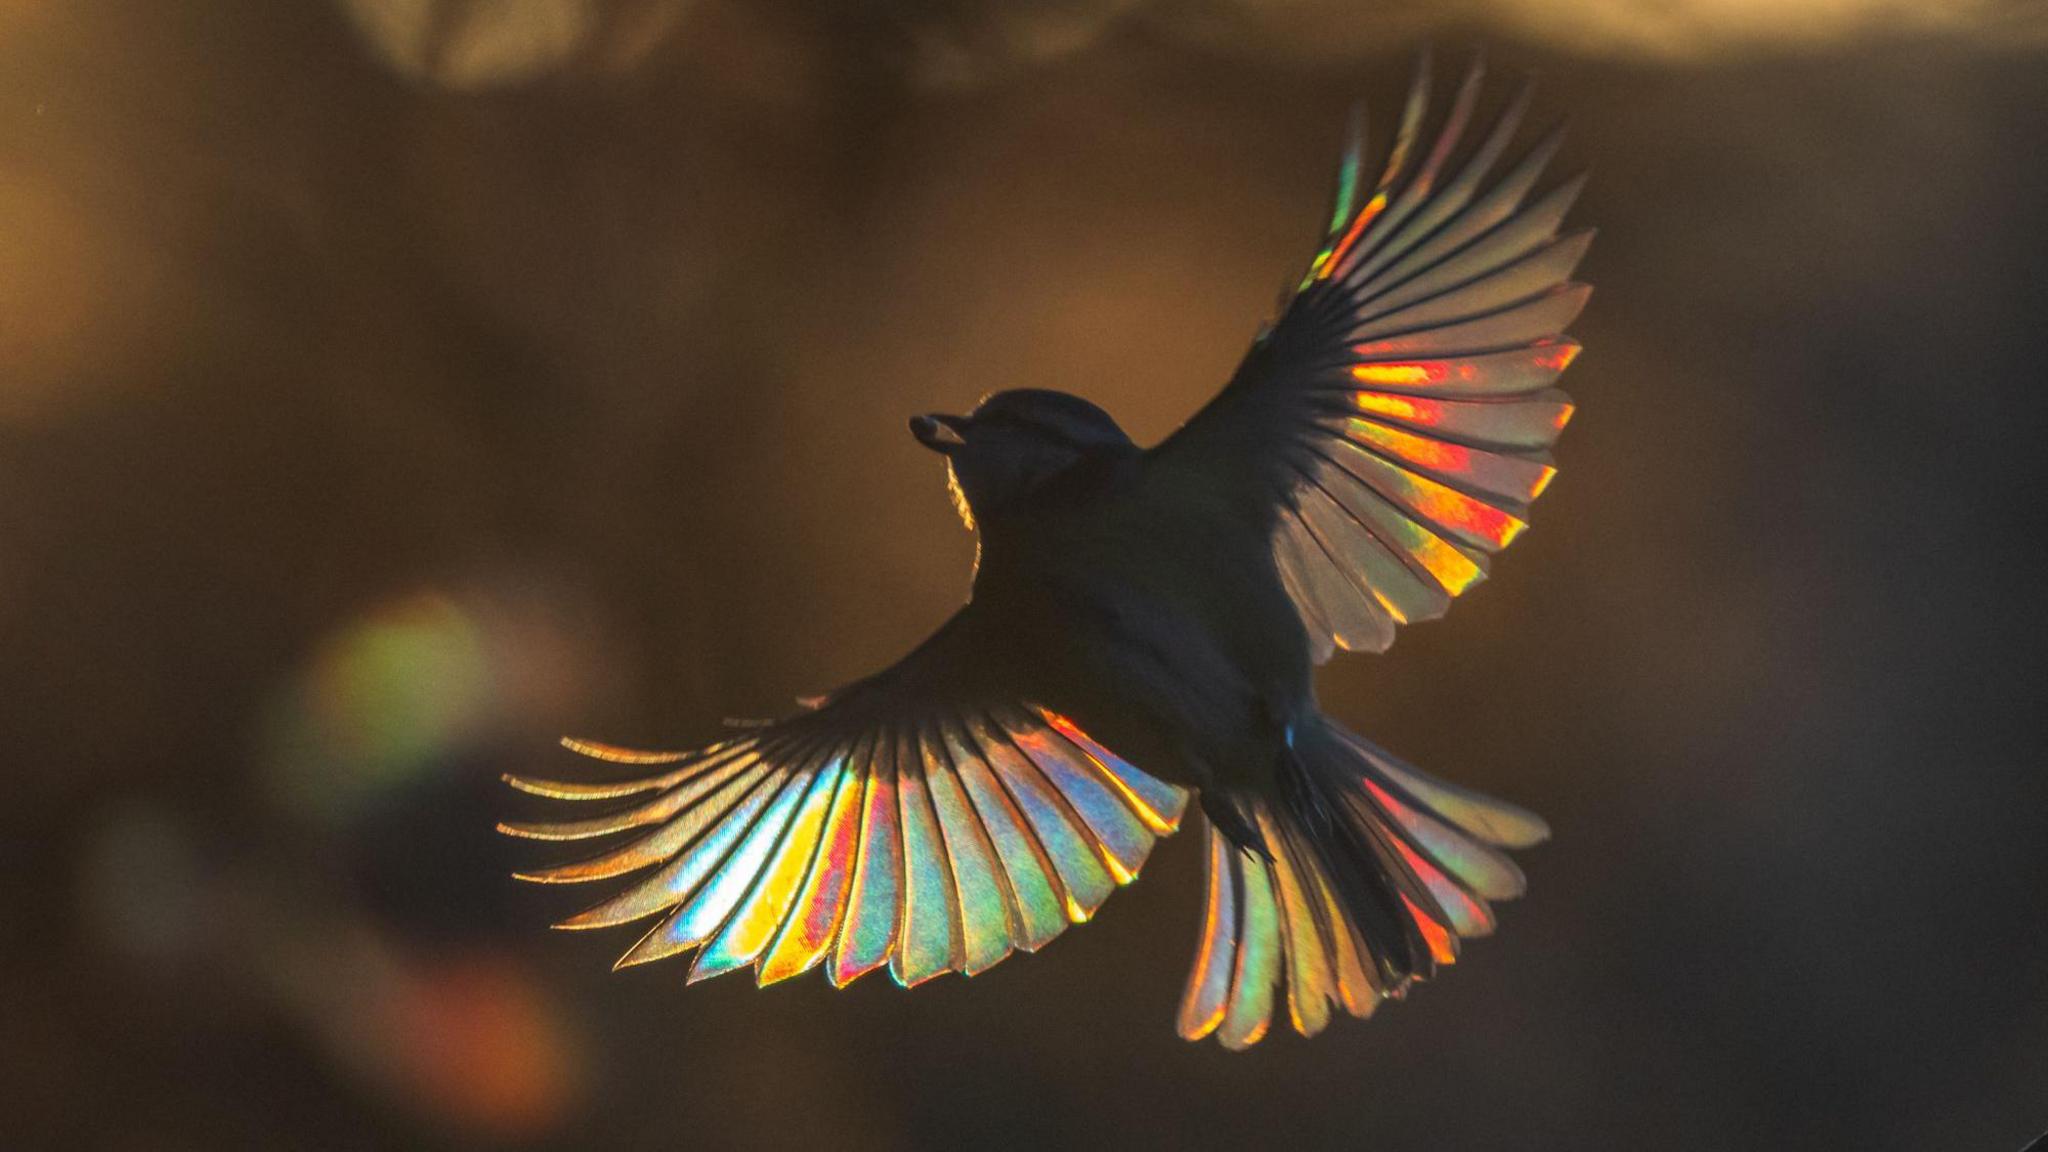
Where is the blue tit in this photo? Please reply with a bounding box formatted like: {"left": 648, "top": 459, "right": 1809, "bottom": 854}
{"left": 503, "top": 53, "right": 1583, "bottom": 1048}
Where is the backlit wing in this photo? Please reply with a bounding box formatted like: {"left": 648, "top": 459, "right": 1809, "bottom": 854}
{"left": 1149, "top": 54, "right": 1590, "bottom": 662}
{"left": 498, "top": 611, "right": 1187, "bottom": 988}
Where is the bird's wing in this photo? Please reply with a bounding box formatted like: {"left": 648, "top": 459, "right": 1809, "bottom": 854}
{"left": 498, "top": 610, "right": 1188, "bottom": 988}
{"left": 1148, "top": 55, "right": 1590, "bottom": 662}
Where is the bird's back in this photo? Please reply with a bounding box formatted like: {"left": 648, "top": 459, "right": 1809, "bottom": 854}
{"left": 967, "top": 450, "right": 1313, "bottom": 792}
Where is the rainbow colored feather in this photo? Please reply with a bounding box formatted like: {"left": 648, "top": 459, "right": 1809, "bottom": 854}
{"left": 1256, "top": 53, "right": 1589, "bottom": 663}
{"left": 500, "top": 706, "right": 1186, "bottom": 988}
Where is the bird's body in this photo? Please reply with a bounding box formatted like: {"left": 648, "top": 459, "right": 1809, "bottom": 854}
{"left": 503, "top": 54, "right": 1587, "bottom": 1048}
{"left": 971, "top": 442, "right": 1312, "bottom": 800}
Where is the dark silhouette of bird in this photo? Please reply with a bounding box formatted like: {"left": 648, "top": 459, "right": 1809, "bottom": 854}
{"left": 501, "top": 54, "right": 1587, "bottom": 1048}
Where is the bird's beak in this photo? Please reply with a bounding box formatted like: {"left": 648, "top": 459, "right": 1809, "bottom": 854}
{"left": 910, "top": 412, "right": 969, "bottom": 455}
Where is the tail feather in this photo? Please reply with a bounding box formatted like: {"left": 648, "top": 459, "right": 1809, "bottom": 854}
{"left": 1177, "top": 714, "right": 1545, "bottom": 1048}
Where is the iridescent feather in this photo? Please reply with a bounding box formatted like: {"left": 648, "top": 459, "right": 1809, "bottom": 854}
{"left": 1163, "top": 52, "right": 1592, "bottom": 662}
{"left": 503, "top": 704, "right": 1183, "bottom": 990}
{"left": 1157, "top": 54, "right": 1574, "bottom": 1045}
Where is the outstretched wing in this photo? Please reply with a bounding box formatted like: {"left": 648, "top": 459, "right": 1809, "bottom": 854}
{"left": 498, "top": 610, "right": 1188, "bottom": 988}
{"left": 1149, "top": 54, "right": 1590, "bottom": 661}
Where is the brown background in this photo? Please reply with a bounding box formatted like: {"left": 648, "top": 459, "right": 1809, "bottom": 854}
{"left": 5, "top": 1, "right": 2047, "bottom": 1148}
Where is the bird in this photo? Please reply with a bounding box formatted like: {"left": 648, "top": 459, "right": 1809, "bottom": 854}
{"left": 500, "top": 53, "right": 1588, "bottom": 1049}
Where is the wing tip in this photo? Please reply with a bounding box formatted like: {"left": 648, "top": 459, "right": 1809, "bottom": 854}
{"left": 494, "top": 815, "right": 638, "bottom": 843}
{"left": 1491, "top": 808, "right": 1552, "bottom": 849}
{"left": 756, "top": 954, "right": 817, "bottom": 988}
{"left": 560, "top": 735, "right": 694, "bottom": 764}
{"left": 497, "top": 819, "right": 573, "bottom": 842}
{"left": 888, "top": 961, "right": 952, "bottom": 990}
{"left": 826, "top": 954, "right": 887, "bottom": 989}
{"left": 612, "top": 923, "right": 685, "bottom": 971}
{"left": 501, "top": 772, "right": 623, "bottom": 801}
{"left": 511, "top": 864, "right": 597, "bottom": 886}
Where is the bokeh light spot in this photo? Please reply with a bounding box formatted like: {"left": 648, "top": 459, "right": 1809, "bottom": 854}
{"left": 384, "top": 951, "right": 582, "bottom": 1139}
{"left": 265, "top": 591, "right": 493, "bottom": 823}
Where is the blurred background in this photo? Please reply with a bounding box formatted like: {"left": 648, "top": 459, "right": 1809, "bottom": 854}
{"left": 5, "top": 0, "right": 2048, "bottom": 1147}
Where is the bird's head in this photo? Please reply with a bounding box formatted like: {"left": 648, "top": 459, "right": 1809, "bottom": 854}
{"left": 911, "top": 389, "right": 1133, "bottom": 530}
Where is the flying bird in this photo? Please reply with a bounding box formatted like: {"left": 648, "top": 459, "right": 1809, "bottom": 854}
{"left": 501, "top": 55, "right": 1588, "bottom": 1049}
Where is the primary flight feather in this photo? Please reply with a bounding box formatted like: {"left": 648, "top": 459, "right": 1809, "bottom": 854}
{"left": 502, "top": 54, "right": 1586, "bottom": 1049}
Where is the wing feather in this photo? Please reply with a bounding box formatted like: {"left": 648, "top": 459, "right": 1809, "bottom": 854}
{"left": 891, "top": 726, "right": 964, "bottom": 986}
{"left": 693, "top": 752, "right": 848, "bottom": 983}
{"left": 1150, "top": 53, "right": 1590, "bottom": 661}
{"left": 942, "top": 718, "right": 1068, "bottom": 951}
{"left": 548, "top": 768, "right": 782, "bottom": 923}
{"left": 832, "top": 728, "right": 904, "bottom": 985}
{"left": 1175, "top": 828, "right": 1240, "bottom": 1041}
{"left": 969, "top": 711, "right": 1120, "bottom": 923}
{"left": 758, "top": 740, "right": 868, "bottom": 984}
{"left": 924, "top": 722, "right": 1016, "bottom": 975}
{"left": 501, "top": 610, "right": 1187, "bottom": 988}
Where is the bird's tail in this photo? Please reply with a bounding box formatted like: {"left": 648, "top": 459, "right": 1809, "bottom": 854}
{"left": 1178, "top": 714, "right": 1548, "bottom": 1048}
